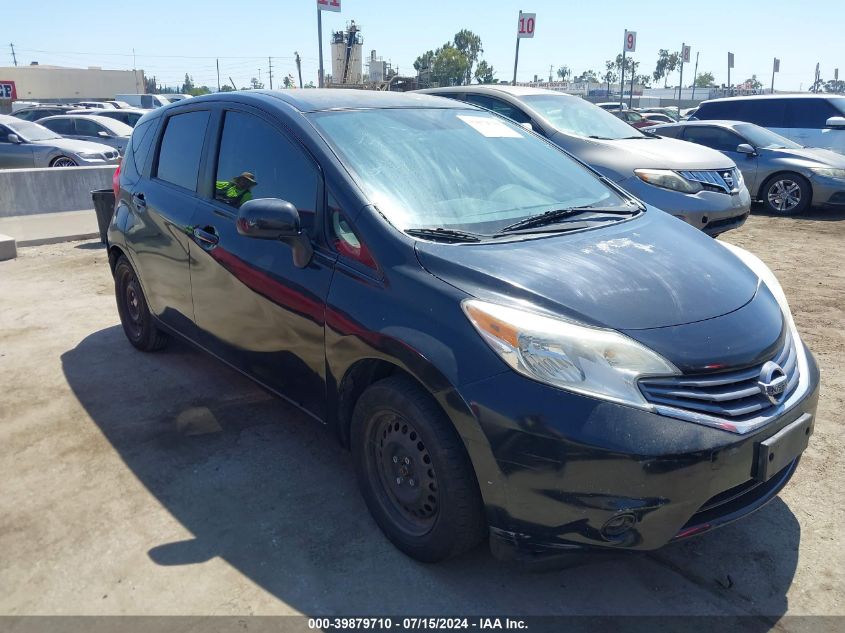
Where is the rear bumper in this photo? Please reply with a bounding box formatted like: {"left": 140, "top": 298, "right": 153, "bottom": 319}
{"left": 456, "top": 345, "right": 820, "bottom": 559}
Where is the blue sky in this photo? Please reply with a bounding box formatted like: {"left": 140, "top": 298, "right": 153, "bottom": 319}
{"left": 5, "top": 1, "right": 844, "bottom": 91}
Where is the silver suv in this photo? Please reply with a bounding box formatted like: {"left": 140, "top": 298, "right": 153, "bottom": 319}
{"left": 420, "top": 86, "right": 751, "bottom": 236}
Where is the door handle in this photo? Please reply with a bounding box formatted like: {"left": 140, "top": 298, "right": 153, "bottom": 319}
{"left": 193, "top": 226, "right": 219, "bottom": 247}
{"left": 132, "top": 192, "right": 146, "bottom": 210}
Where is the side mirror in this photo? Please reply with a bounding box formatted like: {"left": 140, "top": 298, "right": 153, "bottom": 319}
{"left": 237, "top": 198, "right": 313, "bottom": 268}
{"left": 97, "top": 130, "right": 110, "bottom": 138}
{"left": 736, "top": 143, "right": 757, "bottom": 156}
{"left": 7, "top": 133, "right": 21, "bottom": 144}
{"left": 825, "top": 116, "right": 845, "bottom": 129}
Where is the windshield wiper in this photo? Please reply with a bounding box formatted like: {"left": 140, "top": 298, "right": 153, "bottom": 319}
{"left": 405, "top": 227, "right": 482, "bottom": 243}
{"left": 588, "top": 135, "right": 613, "bottom": 140}
{"left": 500, "top": 205, "right": 638, "bottom": 233}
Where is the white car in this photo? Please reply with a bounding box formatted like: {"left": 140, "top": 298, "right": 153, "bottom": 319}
{"left": 693, "top": 94, "right": 845, "bottom": 154}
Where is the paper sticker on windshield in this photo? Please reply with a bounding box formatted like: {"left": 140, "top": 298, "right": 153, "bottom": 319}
{"left": 457, "top": 115, "right": 523, "bottom": 138}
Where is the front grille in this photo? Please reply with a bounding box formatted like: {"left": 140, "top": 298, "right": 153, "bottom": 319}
{"left": 704, "top": 212, "right": 748, "bottom": 232}
{"left": 639, "top": 332, "right": 799, "bottom": 423}
{"left": 678, "top": 168, "right": 740, "bottom": 194}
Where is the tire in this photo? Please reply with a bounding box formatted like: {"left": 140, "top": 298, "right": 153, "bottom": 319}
{"left": 51, "top": 156, "right": 77, "bottom": 167}
{"left": 351, "top": 375, "right": 486, "bottom": 562}
{"left": 760, "top": 172, "right": 811, "bottom": 215}
{"left": 113, "top": 255, "right": 169, "bottom": 352}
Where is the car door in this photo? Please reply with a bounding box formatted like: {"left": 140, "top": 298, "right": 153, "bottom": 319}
{"left": 126, "top": 107, "right": 210, "bottom": 335}
{"left": 681, "top": 125, "right": 757, "bottom": 190}
{"left": 0, "top": 124, "right": 34, "bottom": 168}
{"left": 73, "top": 118, "right": 113, "bottom": 147}
{"left": 189, "top": 106, "right": 336, "bottom": 419}
{"left": 784, "top": 98, "right": 842, "bottom": 151}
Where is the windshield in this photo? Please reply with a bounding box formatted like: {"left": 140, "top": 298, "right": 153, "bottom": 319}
{"left": 310, "top": 108, "right": 630, "bottom": 233}
{"left": 735, "top": 123, "right": 801, "bottom": 149}
{"left": 7, "top": 120, "right": 61, "bottom": 141}
{"left": 522, "top": 95, "right": 644, "bottom": 140}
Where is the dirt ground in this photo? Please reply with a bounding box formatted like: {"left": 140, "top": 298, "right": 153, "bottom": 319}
{"left": 0, "top": 208, "right": 843, "bottom": 622}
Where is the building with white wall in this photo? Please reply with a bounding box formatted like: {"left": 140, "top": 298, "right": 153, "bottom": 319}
{"left": 0, "top": 64, "right": 145, "bottom": 107}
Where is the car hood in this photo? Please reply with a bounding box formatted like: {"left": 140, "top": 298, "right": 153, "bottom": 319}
{"left": 29, "top": 137, "right": 115, "bottom": 154}
{"left": 415, "top": 211, "right": 759, "bottom": 331}
{"left": 551, "top": 132, "right": 735, "bottom": 181}
{"left": 764, "top": 146, "right": 845, "bottom": 167}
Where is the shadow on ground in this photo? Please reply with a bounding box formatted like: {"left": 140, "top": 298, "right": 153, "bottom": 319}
{"left": 751, "top": 204, "right": 845, "bottom": 222}
{"left": 61, "top": 326, "right": 801, "bottom": 621}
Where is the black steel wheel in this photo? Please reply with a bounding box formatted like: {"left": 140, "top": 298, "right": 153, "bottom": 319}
{"left": 114, "top": 255, "right": 169, "bottom": 352}
{"left": 352, "top": 375, "right": 486, "bottom": 562}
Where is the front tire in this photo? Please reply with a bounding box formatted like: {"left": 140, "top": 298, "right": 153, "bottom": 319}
{"left": 351, "top": 375, "right": 486, "bottom": 562}
{"left": 761, "top": 173, "right": 811, "bottom": 215}
{"left": 51, "top": 156, "right": 77, "bottom": 167}
{"left": 114, "top": 255, "right": 169, "bottom": 352}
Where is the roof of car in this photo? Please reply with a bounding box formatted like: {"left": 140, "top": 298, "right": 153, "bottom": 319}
{"left": 702, "top": 93, "right": 843, "bottom": 104}
{"left": 181, "top": 89, "right": 470, "bottom": 113}
{"left": 421, "top": 85, "right": 574, "bottom": 98}
{"left": 653, "top": 120, "right": 750, "bottom": 130}
{"left": 0, "top": 114, "right": 21, "bottom": 124}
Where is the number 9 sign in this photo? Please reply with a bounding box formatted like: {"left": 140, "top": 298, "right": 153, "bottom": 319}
{"left": 517, "top": 12, "right": 536, "bottom": 39}
{"left": 624, "top": 30, "right": 637, "bottom": 52}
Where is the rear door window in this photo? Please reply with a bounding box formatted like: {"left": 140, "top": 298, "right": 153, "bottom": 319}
{"left": 783, "top": 98, "right": 840, "bottom": 128}
{"left": 155, "top": 110, "right": 210, "bottom": 191}
{"left": 211, "top": 110, "right": 319, "bottom": 229}
{"left": 42, "top": 118, "right": 74, "bottom": 135}
{"left": 75, "top": 118, "right": 105, "bottom": 137}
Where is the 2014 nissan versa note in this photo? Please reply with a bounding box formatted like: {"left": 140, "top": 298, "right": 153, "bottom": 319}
{"left": 108, "top": 90, "right": 819, "bottom": 563}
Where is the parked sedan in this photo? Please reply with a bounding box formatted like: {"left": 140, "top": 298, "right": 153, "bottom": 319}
{"left": 638, "top": 112, "right": 677, "bottom": 124}
{"left": 109, "top": 90, "right": 817, "bottom": 563}
{"left": 0, "top": 114, "right": 119, "bottom": 168}
{"left": 38, "top": 114, "right": 132, "bottom": 154}
{"left": 12, "top": 105, "right": 80, "bottom": 121}
{"left": 72, "top": 108, "right": 147, "bottom": 128}
{"left": 419, "top": 86, "right": 750, "bottom": 235}
{"left": 650, "top": 120, "right": 845, "bottom": 214}
{"left": 614, "top": 109, "right": 661, "bottom": 129}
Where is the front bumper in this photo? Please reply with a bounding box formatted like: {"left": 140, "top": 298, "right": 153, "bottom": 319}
{"left": 457, "top": 344, "right": 819, "bottom": 559}
{"left": 810, "top": 175, "right": 845, "bottom": 207}
{"left": 620, "top": 178, "right": 751, "bottom": 235}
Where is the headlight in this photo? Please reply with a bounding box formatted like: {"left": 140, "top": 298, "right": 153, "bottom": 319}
{"left": 810, "top": 167, "right": 845, "bottom": 180}
{"left": 77, "top": 152, "right": 103, "bottom": 160}
{"left": 634, "top": 169, "right": 703, "bottom": 194}
{"left": 462, "top": 299, "right": 679, "bottom": 408}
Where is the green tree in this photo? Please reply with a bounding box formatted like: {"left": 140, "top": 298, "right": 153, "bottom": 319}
{"left": 304, "top": 81, "right": 316, "bottom": 89}
{"left": 432, "top": 43, "right": 469, "bottom": 87}
{"left": 744, "top": 75, "right": 763, "bottom": 90}
{"left": 695, "top": 71, "right": 715, "bottom": 88}
{"left": 653, "top": 49, "right": 680, "bottom": 87}
{"left": 181, "top": 73, "right": 195, "bottom": 94}
{"left": 573, "top": 70, "right": 598, "bottom": 83}
{"left": 556, "top": 65, "right": 571, "bottom": 81}
{"left": 144, "top": 75, "right": 157, "bottom": 94}
{"left": 283, "top": 75, "right": 294, "bottom": 89}
{"left": 474, "top": 60, "right": 496, "bottom": 84}
{"left": 453, "top": 29, "right": 483, "bottom": 85}
{"left": 604, "top": 60, "right": 618, "bottom": 95}
{"left": 823, "top": 79, "right": 845, "bottom": 93}
{"left": 250, "top": 77, "right": 264, "bottom": 90}
{"left": 219, "top": 85, "right": 235, "bottom": 92}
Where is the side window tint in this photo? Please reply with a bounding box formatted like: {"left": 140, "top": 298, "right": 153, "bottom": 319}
{"left": 76, "top": 118, "right": 103, "bottom": 136}
{"left": 0, "top": 125, "right": 9, "bottom": 142}
{"left": 141, "top": 95, "right": 152, "bottom": 109}
{"left": 784, "top": 99, "right": 838, "bottom": 128}
{"left": 43, "top": 118, "right": 74, "bottom": 135}
{"left": 682, "top": 127, "right": 742, "bottom": 152}
{"left": 465, "top": 95, "right": 531, "bottom": 124}
{"left": 156, "top": 111, "right": 209, "bottom": 191}
{"left": 213, "top": 111, "right": 319, "bottom": 229}
{"left": 122, "top": 118, "right": 156, "bottom": 181}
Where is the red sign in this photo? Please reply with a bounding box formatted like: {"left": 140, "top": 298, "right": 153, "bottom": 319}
{"left": 0, "top": 81, "right": 17, "bottom": 100}
{"left": 317, "top": 0, "right": 341, "bottom": 11}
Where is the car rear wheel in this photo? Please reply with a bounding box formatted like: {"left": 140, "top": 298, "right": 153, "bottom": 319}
{"left": 51, "top": 156, "right": 77, "bottom": 167}
{"left": 114, "top": 255, "right": 169, "bottom": 352}
{"left": 351, "top": 375, "right": 486, "bottom": 562}
{"left": 761, "top": 173, "right": 811, "bottom": 215}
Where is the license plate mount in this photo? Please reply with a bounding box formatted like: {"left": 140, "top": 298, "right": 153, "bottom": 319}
{"left": 755, "top": 413, "right": 813, "bottom": 482}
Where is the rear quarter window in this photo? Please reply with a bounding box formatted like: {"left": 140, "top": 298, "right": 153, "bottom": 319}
{"left": 783, "top": 98, "right": 841, "bottom": 128}
{"left": 122, "top": 118, "right": 159, "bottom": 182}
{"left": 155, "top": 111, "right": 210, "bottom": 191}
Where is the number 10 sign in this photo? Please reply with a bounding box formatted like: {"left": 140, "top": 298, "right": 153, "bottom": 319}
{"left": 517, "top": 12, "right": 536, "bottom": 38}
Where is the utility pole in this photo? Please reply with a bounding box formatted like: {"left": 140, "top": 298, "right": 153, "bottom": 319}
{"left": 727, "top": 52, "right": 734, "bottom": 96}
{"left": 295, "top": 51, "right": 303, "bottom": 88}
{"left": 268, "top": 56, "right": 273, "bottom": 90}
{"left": 691, "top": 51, "right": 699, "bottom": 100}
{"left": 317, "top": 8, "right": 325, "bottom": 87}
{"left": 549, "top": 64, "right": 553, "bottom": 84}
{"left": 216, "top": 58, "right": 220, "bottom": 92}
{"left": 258, "top": 68, "right": 262, "bottom": 87}
{"left": 229, "top": 76, "right": 237, "bottom": 91}
{"left": 619, "top": 37, "right": 627, "bottom": 109}
{"left": 629, "top": 60, "right": 635, "bottom": 108}
{"left": 10, "top": 43, "right": 17, "bottom": 67}
{"left": 512, "top": 12, "right": 522, "bottom": 86}
{"left": 771, "top": 57, "right": 779, "bottom": 94}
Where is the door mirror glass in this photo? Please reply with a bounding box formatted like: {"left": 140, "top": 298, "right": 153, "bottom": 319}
{"left": 237, "top": 198, "right": 313, "bottom": 268}
{"left": 736, "top": 143, "right": 756, "bottom": 155}
{"left": 825, "top": 116, "right": 845, "bottom": 129}
{"left": 98, "top": 130, "right": 110, "bottom": 138}
{"left": 7, "top": 133, "right": 21, "bottom": 144}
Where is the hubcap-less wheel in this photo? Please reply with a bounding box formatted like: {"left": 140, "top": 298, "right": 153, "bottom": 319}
{"left": 372, "top": 412, "right": 439, "bottom": 536}
{"left": 52, "top": 157, "right": 77, "bottom": 167}
{"left": 767, "top": 178, "right": 802, "bottom": 213}
{"left": 124, "top": 278, "right": 143, "bottom": 340}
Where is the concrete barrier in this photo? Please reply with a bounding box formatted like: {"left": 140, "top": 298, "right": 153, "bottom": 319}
{"left": 0, "top": 166, "right": 114, "bottom": 218}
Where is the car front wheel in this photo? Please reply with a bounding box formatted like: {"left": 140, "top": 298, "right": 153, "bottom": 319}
{"left": 762, "top": 173, "right": 811, "bottom": 215}
{"left": 351, "top": 375, "right": 486, "bottom": 562}
{"left": 51, "top": 156, "right": 77, "bottom": 167}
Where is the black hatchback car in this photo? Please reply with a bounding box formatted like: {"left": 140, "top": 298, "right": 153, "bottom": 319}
{"left": 108, "top": 90, "right": 819, "bottom": 563}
